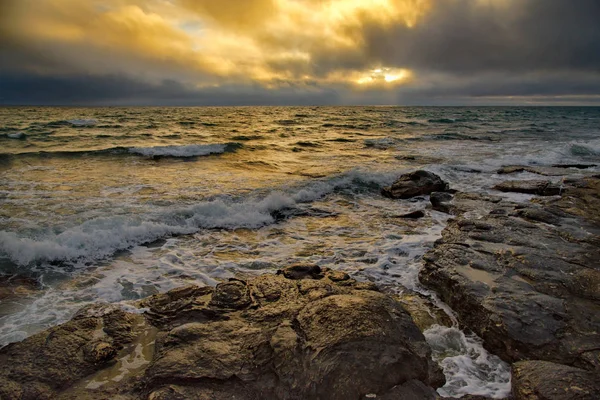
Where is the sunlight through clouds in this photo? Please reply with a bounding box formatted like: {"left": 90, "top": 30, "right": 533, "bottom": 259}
{"left": 1, "top": 0, "right": 428, "bottom": 87}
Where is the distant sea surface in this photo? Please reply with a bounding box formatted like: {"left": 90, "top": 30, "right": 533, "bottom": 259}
{"left": 2, "top": 106, "right": 600, "bottom": 397}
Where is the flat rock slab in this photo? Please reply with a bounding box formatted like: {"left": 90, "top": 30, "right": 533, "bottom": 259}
{"left": 512, "top": 360, "right": 600, "bottom": 400}
{"left": 0, "top": 267, "right": 444, "bottom": 400}
{"left": 420, "top": 178, "right": 600, "bottom": 373}
{"left": 498, "top": 164, "right": 597, "bottom": 176}
{"left": 493, "top": 180, "right": 562, "bottom": 196}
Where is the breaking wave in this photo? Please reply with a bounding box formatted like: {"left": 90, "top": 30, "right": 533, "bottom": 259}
{"left": 0, "top": 169, "right": 395, "bottom": 267}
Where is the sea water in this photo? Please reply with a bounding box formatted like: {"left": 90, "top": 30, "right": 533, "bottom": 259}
{"left": 2, "top": 106, "right": 600, "bottom": 397}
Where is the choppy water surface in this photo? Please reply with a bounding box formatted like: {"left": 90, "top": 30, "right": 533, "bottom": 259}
{"left": 2, "top": 106, "right": 600, "bottom": 397}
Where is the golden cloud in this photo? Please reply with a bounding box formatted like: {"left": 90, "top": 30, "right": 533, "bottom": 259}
{"left": 2, "top": 0, "right": 432, "bottom": 87}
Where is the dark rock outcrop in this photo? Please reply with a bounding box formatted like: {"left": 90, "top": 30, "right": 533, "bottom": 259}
{"left": 493, "top": 180, "right": 562, "bottom": 196}
{"left": 512, "top": 360, "right": 600, "bottom": 400}
{"left": 420, "top": 178, "right": 600, "bottom": 373}
{"left": 497, "top": 164, "right": 597, "bottom": 176}
{"left": 0, "top": 267, "right": 444, "bottom": 400}
{"left": 382, "top": 170, "right": 449, "bottom": 199}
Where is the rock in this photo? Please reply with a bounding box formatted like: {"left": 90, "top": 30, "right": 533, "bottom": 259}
{"left": 0, "top": 268, "right": 444, "bottom": 400}
{"left": 0, "top": 305, "right": 139, "bottom": 400}
{"left": 430, "top": 191, "right": 506, "bottom": 215}
{"left": 209, "top": 279, "right": 251, "bottom": 309}
{"left": 397, "top": 210, "right": 426, "bottom": 219}
{"left": 377, "top": 379, "right": 440, "bottom": 400}
{"left": 382, "top": 170, "right": 449, "bottom": 199}
{"left": 394, "top": 290, "right": 453, "bottom": 331}
{"left": 497, "top": 165, "right": 569, "bottom": 176}
{"left": 420, "top": 178, "right": 600, "bottom": 371}
{"left": 497, "top": 164, "right": 597, "bottom": 176}
{"left": 512, "top": 360, "right": 600, "bottom": 400}
{"left": 0, "top": 274, "right": 40, "bottom": 301}
{"left": 551, "top": 163, "right": 597, "bottom": 169}
{"left": 277, "top": 263, "right": 323, "bottom": 280}
{"left": 493, "top": 180, "right": 562, "bottom": 196}
{"left": 430, "top": 191, "right": 454, "bottom": 213}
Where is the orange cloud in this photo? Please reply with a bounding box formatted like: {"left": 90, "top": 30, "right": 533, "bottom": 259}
{"left": 2, "top": 0, "right": 432, "bottom": 87}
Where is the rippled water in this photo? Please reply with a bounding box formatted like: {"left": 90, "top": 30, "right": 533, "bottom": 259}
{"left": 1, "top": 106, "right": 600, "bottom": 397}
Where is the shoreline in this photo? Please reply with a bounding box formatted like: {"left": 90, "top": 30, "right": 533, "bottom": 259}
{"left": 1, "top": 170, "right": 600, "bottom": 399}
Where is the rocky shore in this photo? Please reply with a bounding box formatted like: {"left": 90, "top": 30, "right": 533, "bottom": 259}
{"left": 1, "top": 169, "right": 599, "bottom": 399}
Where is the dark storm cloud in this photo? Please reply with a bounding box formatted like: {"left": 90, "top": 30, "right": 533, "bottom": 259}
{"left": 362, "top": 0, "right": 600, "bottom": 74}
{"left": 0, "top": 73, "right": 341, "bottom": 106}
{"left": 1, "top": 0, "right": 599, "bottom": 105}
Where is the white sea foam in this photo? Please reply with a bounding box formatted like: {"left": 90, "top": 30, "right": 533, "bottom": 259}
{"left": 67, "top": 119, "right": 97, "bottom": 126}
{"left": 0, "top": 169, "right": 396, "bottom": 267}
{"left": 6, "top": 132, "right": 26, "bottom": 139}
{"left": 128, "top": 143, "right": 229, "bottom": 157}
{"left": 425, "top": 325, "right": 511, "bottom": 399}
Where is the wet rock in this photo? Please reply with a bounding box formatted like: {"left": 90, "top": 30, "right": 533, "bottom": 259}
{"left": 394, "top": 290, "right": 453, "bottom": 331}
{"left": 0, "top": 270, "right": 443, "bottom": 400}
{"left": 209, "top": 279, "right": 251, "bottom": 309}
{"left": 0, "top": 274, "right": 40, "bottom": 301}
{"left": 140, "top": 285, "right": 215, "bottom": 327}
{"left": 430, "top": 191, "right": 506, "bottom": 215}
{"left": 277, "top": 263, "right": 323, "bottom": 280}
{"left": 83, "top": 341, "right": 117, "bottom": 365}
{"left": 0, "top": 305, "right": 138, "bottom": 400}
{"left": 420, "top": 177, "right": 600, "bottom": 371}
{"left": 397, "top": 210, "right": 426, "bottom": 219}
{"left": 377, "top": 379, "right": 440, "bottom": 400}
{"left": 551, "top": 163, "right": 597, "bottom": 169}
{"left": 493, "top": 180, "right": 562, "bottom": 196}
{"left": 512, "top": 360, "right": 600, "bottom": 400}
{"left": 382, "top": 170, "right": 449, "bottom": 199}
{"left": 430, "top": 191, "right": 454, "bottom": 213}
{"left": 326, "top": 270, "right": 351, "bottom": 282}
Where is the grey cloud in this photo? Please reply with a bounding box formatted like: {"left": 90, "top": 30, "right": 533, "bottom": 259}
{"left": 0, "top": 73, "right": 341, "bottom": 106}
{"left": 361, "top": 0, "right": 600, "bottom": 74}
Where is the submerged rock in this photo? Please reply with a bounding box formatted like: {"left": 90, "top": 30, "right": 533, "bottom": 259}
{"left": 420, "top": 178, "right": 600, "bottom": 373}
{"left": 382, "top": 170, "right": 449, "bottom": 199}
{"left": 0, "top": 267, "right": 444, "bottom": 400}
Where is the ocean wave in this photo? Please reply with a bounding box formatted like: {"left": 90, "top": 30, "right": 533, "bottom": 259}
{"left": 1, "top": 132, "right": 26, "bottom": 140}
{"left": 0, "top": 169, "right": 395, "bottom": 267}
{"left": 570, "top": 141, "right": 600, "bottom": 156}
{"left": 128, "top": 143, "right": 241, "bottom": 157}
{"left": 429, "top": 118, "right": 456, "bottom": 124}
{"left": 44, "top": 119, "right": 98, "bottom": 128}
{"left": 1, "top": 143, "right": 243, "bottom": 158}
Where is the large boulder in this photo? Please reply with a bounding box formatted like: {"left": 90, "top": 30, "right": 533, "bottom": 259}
{"left": 420, "top": 178, "right": 600, "bottom": 372}
{"left": 382, "top": 170, "right": 449, "bottom": 199}
{"left": 512, "top": 360, "right": 600, "bottom": 400}
{"left": 0, "top": 267, "right": 444, "bottom": 400}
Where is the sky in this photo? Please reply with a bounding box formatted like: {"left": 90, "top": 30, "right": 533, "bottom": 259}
{"left": 1, "top": 0, "right": 599, "bottom": 106}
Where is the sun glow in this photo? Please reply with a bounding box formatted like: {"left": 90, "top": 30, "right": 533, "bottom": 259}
{"left": 3, "top": 0, "right": 429, "bottom": 88}
{"left": 355, "top": 67, "right": 411, "bottom": 86}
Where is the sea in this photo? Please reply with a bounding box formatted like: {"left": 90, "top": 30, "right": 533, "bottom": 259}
{"left": 1, "top": 106, "right": 600, "bottom": 398}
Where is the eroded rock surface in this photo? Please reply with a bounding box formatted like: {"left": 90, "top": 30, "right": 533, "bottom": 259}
{"left": 512, "top": 360, "right": 600, "bottom": 400}
{"left": 420, "top": 178, "right": 600, "bottom": 374}
{"left": 0, "top": 266, "right": 444, "bottom": 400}
{"left": 0, "top": 304, "right": 139, "bottom": 400}
{"left": 382, "top": 170, "right": 449, "bottom": 199}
